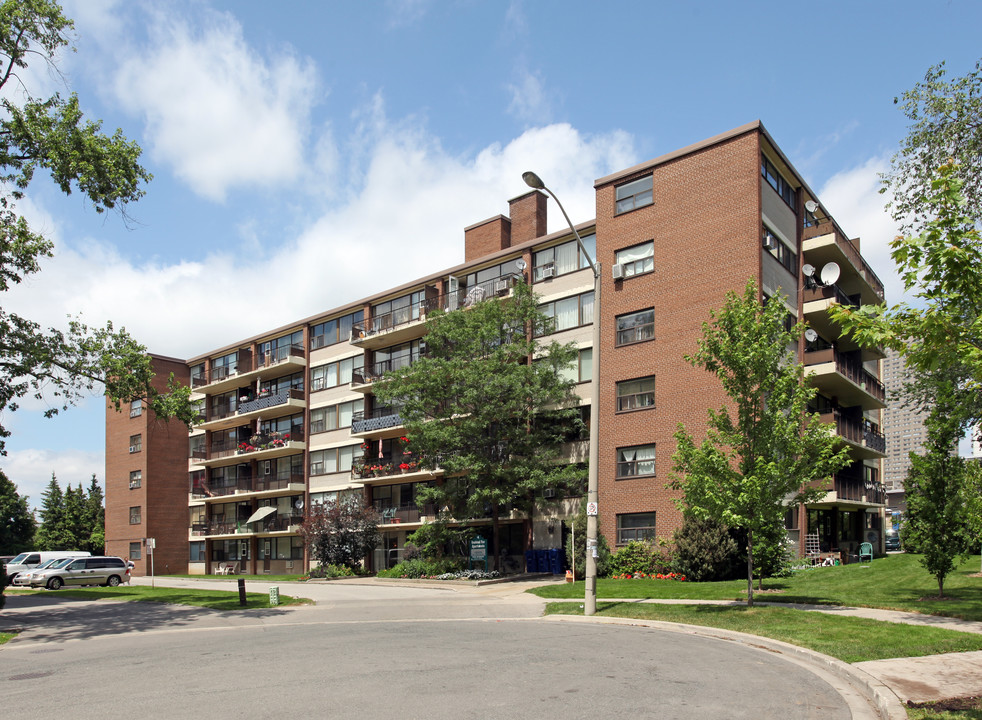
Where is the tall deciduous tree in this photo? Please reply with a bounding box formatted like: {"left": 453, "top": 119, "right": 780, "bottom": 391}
{"left": 373, "top": 280, "right": 585, "bottom": 571}
{"left": 296, "top": 497, "right": 381, "bottom": 570}
{"left": 0, "top": 0, "right": 195, "bottom": 458}
{"left": 881, "top": 60, "right": 982, "bottom": 236}
{"left": 0, "top": 468, "right": 35, "bottom": 554}
{"left": 671, "top": 279, "right": 851, "bottom": 606}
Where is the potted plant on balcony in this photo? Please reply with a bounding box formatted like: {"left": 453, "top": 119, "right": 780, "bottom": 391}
{"left": 399, "top": 462, "right": 411, "bottom": 474}
{"left": 351, "top": 462, "right": 366, "bottom": 478}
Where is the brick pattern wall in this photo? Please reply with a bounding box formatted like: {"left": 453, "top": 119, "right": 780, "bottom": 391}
{"left": 464, "top": 216, "right": 511, "bottom": 262}
{"left": 508, "top": 190, "right": 547, "bottom": 245}
{"left": 593, "top": 130, "right": 762, "bottom": 549}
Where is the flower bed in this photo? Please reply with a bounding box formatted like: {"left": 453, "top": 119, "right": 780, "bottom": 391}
{"left": 611, "top": 572, "right": 686, "bottom": 581}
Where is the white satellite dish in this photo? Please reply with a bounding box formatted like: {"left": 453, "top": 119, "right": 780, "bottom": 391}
{"left": 802, "top": 263, "right": 816, "bottom": 278}
{"left": 805, "top": 200, "right": 820, "bottom": 214}
{"left": 804, "top": 328, "right": 818, "bottom": 342}
{"left": 295, "top": 499, "right": 304, "bottom": 510}
{"left": 820, "top": 262, "right": 840, "bottom": 286}
{"left": 515, "top": 258, "right": 527, "bottom": 271}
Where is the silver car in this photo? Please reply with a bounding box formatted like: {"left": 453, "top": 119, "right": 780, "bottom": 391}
{"left": 31, "top": 556, "right": 129, "bottom": 590}
{"left": 11, "top": 557, "right": 72, "bottom": 587}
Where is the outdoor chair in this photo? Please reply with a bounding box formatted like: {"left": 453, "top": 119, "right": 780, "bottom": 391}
{"left": 859, "top": 542, "right": 873, "bottom": 564}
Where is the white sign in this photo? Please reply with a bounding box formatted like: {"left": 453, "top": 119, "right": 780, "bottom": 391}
{"left": 586, "top": 502, "right": 598, "bottom": 517}
{"left": 146, "top": 537, "right": 156, "bottom": 552}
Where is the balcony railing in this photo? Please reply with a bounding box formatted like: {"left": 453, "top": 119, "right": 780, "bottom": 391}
{"left": 803, "top": 283, "right": 859, "bottom": 308}
{"left": 351, "top": 409, "right": 403, "bottom": 434}
{"left": 821, "top": 411, "right": 885, "bottom": 453}
{"left": 373, "top": 501, "right": 437, "bottom": 524}
{"left": 256, "top": 474, "right": 305, "bottom": 492}
{"left": 262, "top": 514, "right": 304, "bottom": 532}
{"left": 834, "top": 473, "right": 885, "bottom": 505}
{"left": 200, "top": 477, "right": 254, "bottom": 497}
{"left": 191, "top": 345, "right": 305, "bottom": 388}
{"left": 803, "top": 220, "right": 885, "bottom": 301}
{"left": 352, "top": 356, "right": 424, "bottom": 385}
{"left": 805, "top": 347, "right": 885, "bottom": 403}
{"left": 238, "top": 387, "right": 304, "bottom": 415}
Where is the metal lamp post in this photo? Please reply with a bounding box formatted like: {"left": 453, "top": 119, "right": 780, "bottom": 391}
{"left": 522, "top": 171, "right": 600, "bottom": 616}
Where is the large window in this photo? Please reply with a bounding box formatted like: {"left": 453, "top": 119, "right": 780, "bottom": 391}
{"left": 616, "top": 444, "right": 656, "bottom": 478}
{"left": 538, "top": 291, "right": 594, "bottom": 335}
{"left": 763, "top": 224, "right": 797, "bottom": 274}
{"left": 558, "top": 348, "right": 593, "bottom": 384}
{"left": 617, "top": 377, "right": 655, "bottom": 412}
{"left": 372, "top": 290, "right": 426, "bottom": 332}
{"left": 615, "top": 309, "right": 654, "bottom": 346}
{"left": 310, "top": 399, "right": 364, "bottom": 434}
{"left": 311, "top": 355, "right": 364, "bottom": 391}
{"left": 616, "top": 512, "right": 656, "bottom": 544}
{"left": 310, "top": 310, "right": 364, "bottom": 350}
{"left": 615, "top": 241, "right": 654, "bottom": 278}
{"left": 260, "top": 371, "right": 304, "bottom": 395}
{"left": 259, "top": 330, "right": 303, "bottom": 364}
{"left": 310, "top": 445, "right": 359, "bottom": 476}
{"left": 615, "top": 175, "right": 653, "bottom": 214}
{"left": 532, "top": 234, "right": 597, "bottom": 282}
{"left": 761, "top": 154, "right": 796, "bottom": 208}
{"left": 259, "top": 536, "right": 304, "bottom": 561}
{"left": 189, "top": 541, "right": 206, "bottom": 563}
{"left": 211, "top": 351, "right": 238, "bottom": 379}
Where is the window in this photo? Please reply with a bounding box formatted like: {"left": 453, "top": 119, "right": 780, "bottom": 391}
{"left": 558, "top": 347, "right": 593, "bottom": 384}
{"left": 311, "top": 355, "right": 364, "bottom": 391}
{"left": 189, "top": 362, "right": 205, "bottom": 385}
{"left": 615, "top": 175, "right": 653, "bottom": 214}
{"left": 615, "top": 309, "right": 654, "bottom": 346}
{"left": 761, "top": 154, "right": 796, "bottom": 208}
{"left": 211, "top": 351, "right": 238, "bottom": 380}
{"left": 309, "top": 445, "right": 359, "bottom": 475}
{"left": 763, "top": 225, "right": 797, "bottom": 274}
{"left": 615, "top": 241, "right": 654, "bottom": 277}
{"left": 259, "top": 371, "right": 304, "bottom": 396}
{"left": 538, "top": 291, "right": 594, "bottom": 335}
{"left": 189, "top": 541, "right": 206, "bottom": 563}
{"left": 259, "top": 330, "right": 303, "bottom": 364}
{"left": 616, "top": 444, "right": 656, "bottom": 478}
{"left": 129, "top": 470, "right": 142, "bottom": 489}
{"left": 371, "top": 290, "right": 426, "bottom": 332}
{"left": 189, "top": 434, "right": 206, "bottom": 458}
{"left": 129, "top": 542, "right": 141, "bottom": 560}
{"left": 616, "top": 512, "right": 656, "bottom": 544}
{"left": 129, "top": 399, "right": 142, "bottom": 418}
{"left": 532, "top": 235, "right": 597, "bottom": 281}
{"left": 129, "top": 434, "right": 142, "bottom": 453}
{"left": 617, "top": 377, "right": 655, "bottom": 412}
{"left": 310, "top": 399, "right": 364, "bottom": 434}
{"left": 129, "top": 506, "right": 141, "bottom": 524}
{"left": 310, "top": 310, "right": 364, "bottom": 350}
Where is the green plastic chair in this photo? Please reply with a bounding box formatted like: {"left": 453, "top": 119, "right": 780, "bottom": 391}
{"left": 859, "top": 542, "right": 873, "bottom": 564}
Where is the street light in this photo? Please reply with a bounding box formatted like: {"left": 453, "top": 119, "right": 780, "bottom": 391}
{"left": 522, "top": 171, "right": 600, "bottom": 616}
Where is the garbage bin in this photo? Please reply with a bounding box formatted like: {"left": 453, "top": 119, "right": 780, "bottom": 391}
{"left": 525, "top": 550, "right": 536, "bottom": 573}
{"left": 535, "top": 549, "right": 547, "bottom": 574}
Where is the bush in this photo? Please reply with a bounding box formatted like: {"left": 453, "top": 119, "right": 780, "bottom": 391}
{"left": 307, "top": 564, "right": 358, "bottom": 579}
{"left": 609, "top": 540, "right": 667, "bottom": 576}
{"left": 377, "top": 557, "right": 465, "bottom": 579}
{"left": 565, "top": 501, "right": 613, "bottom": 578}
{"left": 671, "top": 515, "right": 741, "bottom": 582}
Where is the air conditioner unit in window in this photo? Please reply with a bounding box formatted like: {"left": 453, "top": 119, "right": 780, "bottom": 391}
{"left": 129, "top": 481, "right": 139, "bottom": 489}
{"left": 538, "top": 263, "right": 556, "bottom": 280}
{"left": 495, "top": 277, "right": 510, "bottom": 295}
{"left": 128, "top": 445, "right": 138, "bottom": 453}
{"left": 543, "top": 487, "right": 556, "bottom": 499}
{"left": 611, "top": 263, "right": 625, "bottom": 280}
{"left": 763, "top": 232, "right": 778, "bottom": 250}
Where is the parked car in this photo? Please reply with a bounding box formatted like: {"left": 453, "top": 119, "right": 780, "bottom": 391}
{"left": 10, "top": 557, "right": 74, "bottom": 587}
{"left": 885, "top": 529, "right": 901, "bottom": 551}
{"left": 30, "top": 556, "right": 129, "bottom": 590}
{"left": 4, "top": 551, "right": 91, "bottom": 585}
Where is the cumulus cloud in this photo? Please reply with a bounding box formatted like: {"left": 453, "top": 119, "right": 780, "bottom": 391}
{"left": 817, "top": 155, "right": 906, "bottom": 305}
{"left": 111, "top": 7, "right": 320, "bottom": 202}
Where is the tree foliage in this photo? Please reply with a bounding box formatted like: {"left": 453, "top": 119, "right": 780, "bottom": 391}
{"left": 671, "top": 279, "right": 852, "bottom": 606}
{"left": 881, "top": 60, "right": 982, "bottom": 236}
{"left": 670, "top": 514, "right": 740, "bottom": 582}
{"left": 33, "top": 471, "right": 103, "bottom": 552}
{"left": 296, "top": 497, "right": 381, "bottom": 570}
{"left": 0, "top": 0, "right": 195, "bottom": 456}
{"left": 0, "top": 467, "right": 35, "bottom": 554}
{"left": 373, "top": 280, "right": 586, "bottom": 570}
{"left": 565, "top": 500, "right": 611, "bottom": 579}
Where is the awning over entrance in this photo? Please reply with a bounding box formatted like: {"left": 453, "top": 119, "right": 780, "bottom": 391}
{"left": 245, "top": 506, "right": 276, "bottom": 524}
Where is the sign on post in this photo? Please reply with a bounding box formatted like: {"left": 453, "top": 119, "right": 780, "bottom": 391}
{"left": 469, "top": 537, "right": 488, "bottom": 572}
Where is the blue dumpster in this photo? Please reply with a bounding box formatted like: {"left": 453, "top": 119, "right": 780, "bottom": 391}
{"left": 535, "top": 549, "right": 547, "bottom": 573}
{"left": 548, "top": 548, "right": 563, "bottom": 575}
{"left": 525, "top": 550, "right": 535, "bottom": 573}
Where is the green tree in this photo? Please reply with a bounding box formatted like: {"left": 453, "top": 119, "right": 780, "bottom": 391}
{"left": 373, "top": 280, "right": 585, "bottom": 571}
{"left": 881, "top": 60, "right": 982, "bottom": 236}
{"left": 0, "top": 468, "right": 35, "bottom": 554}
{"left": 62, "top": 483, "right": 86, "bottom": 550}
{"left": 565, "top": 500, "right": 611, "bottom": 580}
{"left": 83, "top": 473, "right": 104, "bottom": 554}
{"left": 0, "top": 0, "right": 195, "bottom": 457}
{"left": 671, "top": 279, "right": 852, "bottom": 606}
{"left": 34, "top": 472, "right": 68, "bottom": 549}
{"left": 296, "top": 497, "right": 381, "bottom": 570}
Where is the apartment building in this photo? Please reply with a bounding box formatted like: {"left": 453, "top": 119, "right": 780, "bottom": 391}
{"left": 105, "top": 121, "right": 888, "bottom": 574}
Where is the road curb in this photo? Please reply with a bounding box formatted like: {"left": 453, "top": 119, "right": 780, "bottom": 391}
{"left": 544, "top": 614, "right": 907, "bottom": 720}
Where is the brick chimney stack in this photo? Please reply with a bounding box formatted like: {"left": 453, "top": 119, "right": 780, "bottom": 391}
{"left": 463, "top": 189, "right": 548, "bottom": 263}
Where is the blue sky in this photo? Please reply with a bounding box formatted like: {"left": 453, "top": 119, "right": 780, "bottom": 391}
{"left": 3, "top": 0, "right": 980, "bottom": 508}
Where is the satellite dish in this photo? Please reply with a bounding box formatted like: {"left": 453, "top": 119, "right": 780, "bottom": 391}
{"left": 515, "top": 258, "right": 527, "bottom": 271}
{"left": 804, "top": 328, "right": 818, "bottom": 343}
{"left": 820, "top": 262, "right": 840, "bottom": 286}
{"left": 295, "top": 499, "right": 304, "bottom": 510}
{"left": 805, "top": 200, "right": 820, "bottom": 214}
{"left": 802, "top": 264, "right": 816, "bottom": 278}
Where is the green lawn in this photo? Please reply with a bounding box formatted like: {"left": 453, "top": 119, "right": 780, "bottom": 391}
{"left": 7, "top": 585, "right": 309, "bottom": 610}
{"left": 544, "top": 601, "right": 982, "bottom": 663}
{"left": 532, "top": 554, "right": 982, "bottom": 621}
{"left": 0, "top": 631, "right": 14, "bottom": 645}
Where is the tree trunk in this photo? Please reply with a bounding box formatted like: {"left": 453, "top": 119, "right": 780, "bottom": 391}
{"left": 937, "top": 575, "right": 945, "bottom": 599}
{"left": 746, "top": 530, "right": 754, "bottom": 607}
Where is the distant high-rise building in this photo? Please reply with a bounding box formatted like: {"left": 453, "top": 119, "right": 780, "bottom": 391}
{"left": 882, "top": 348, "right": 931, "bottom": 497}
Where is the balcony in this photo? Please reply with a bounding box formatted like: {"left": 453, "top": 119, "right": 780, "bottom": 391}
{"left": 192, "top": 345, "right": 307, "bottom": 393}
{"left": 809, "top": 470, "right": 886, "bottom": 508}
{"left": 802, "top": 221, "right": 885, "bottom": 304}
{"left": 373, "top": 501, "right": 438, "bottom": 525}
{"left": 805, "top": 347, "right": 885, "bottom": 409}
{"left": 200, "top": 477, "right": 255, "bottom": 498}
{"left": 819, "top": 411, "right": 887, "bottom": 460}
{"left": 351, "top": 409, "right": 404, "bottom": 436}
{"left": 351, "top": 356, "right": 425, "bottom": 392}
{"left": 350, "top": 274, "right": 523, "bottom": 349}
{"left": 197, "top": 388, "right": 306, "bottom": 432}
{"left": 195, "top": 430, "right": 306, "bottom": 468}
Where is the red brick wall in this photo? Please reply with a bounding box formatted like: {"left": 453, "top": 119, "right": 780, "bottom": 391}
{"left": 508, "top": 190, "right": 547, "bottom": 245}
{"left": 464, "top": 216, "right": 511, "bottom": 262}
{"left": 593, "top": 130, "right": 762, "bottom": 549}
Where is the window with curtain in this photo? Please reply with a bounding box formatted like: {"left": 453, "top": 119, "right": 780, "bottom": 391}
{"left": 615, "top": 241, "right": 654, "bottom": 277}
{"left": 617, "top": 444, "right": 656, "bottom": 477}
{"left": 616, "top": 377, "right": 655, "bottom": 411}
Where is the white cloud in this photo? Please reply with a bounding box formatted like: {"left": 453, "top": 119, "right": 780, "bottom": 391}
{"left": 817, "top": 156, "right": 907, "bottom": 305}
{"left": 110, "top": 7, "right": 320, "bottom": 202}
{"left": 506, "top": 68, "right": 553, "bottom": 125}
{"left": 4, "top": 447, "right": 103, "bottom": 513}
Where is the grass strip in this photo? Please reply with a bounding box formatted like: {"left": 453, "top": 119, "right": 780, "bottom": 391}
{"left": 532, "top": 554, "right": 982, "bottom": 621}
{"left": 0, "top": 631, "right": 15, "bottom": 645}
{"left": 10, "top": 585, "right": 309, "bottom": 610}
{"left": 544, "top": 602, "right": 982, "bottom": 663}
{"left": 906, "top": 697, "right": 982, "bottom": 719}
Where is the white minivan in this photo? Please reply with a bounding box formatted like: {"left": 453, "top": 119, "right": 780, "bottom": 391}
{"left": 4, "top": 551, "right": 91, "bottom": 584}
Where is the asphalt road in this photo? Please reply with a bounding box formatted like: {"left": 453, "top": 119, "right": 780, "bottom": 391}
{"left": 0, "top": 579, "right": 861, "bottom": 719}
